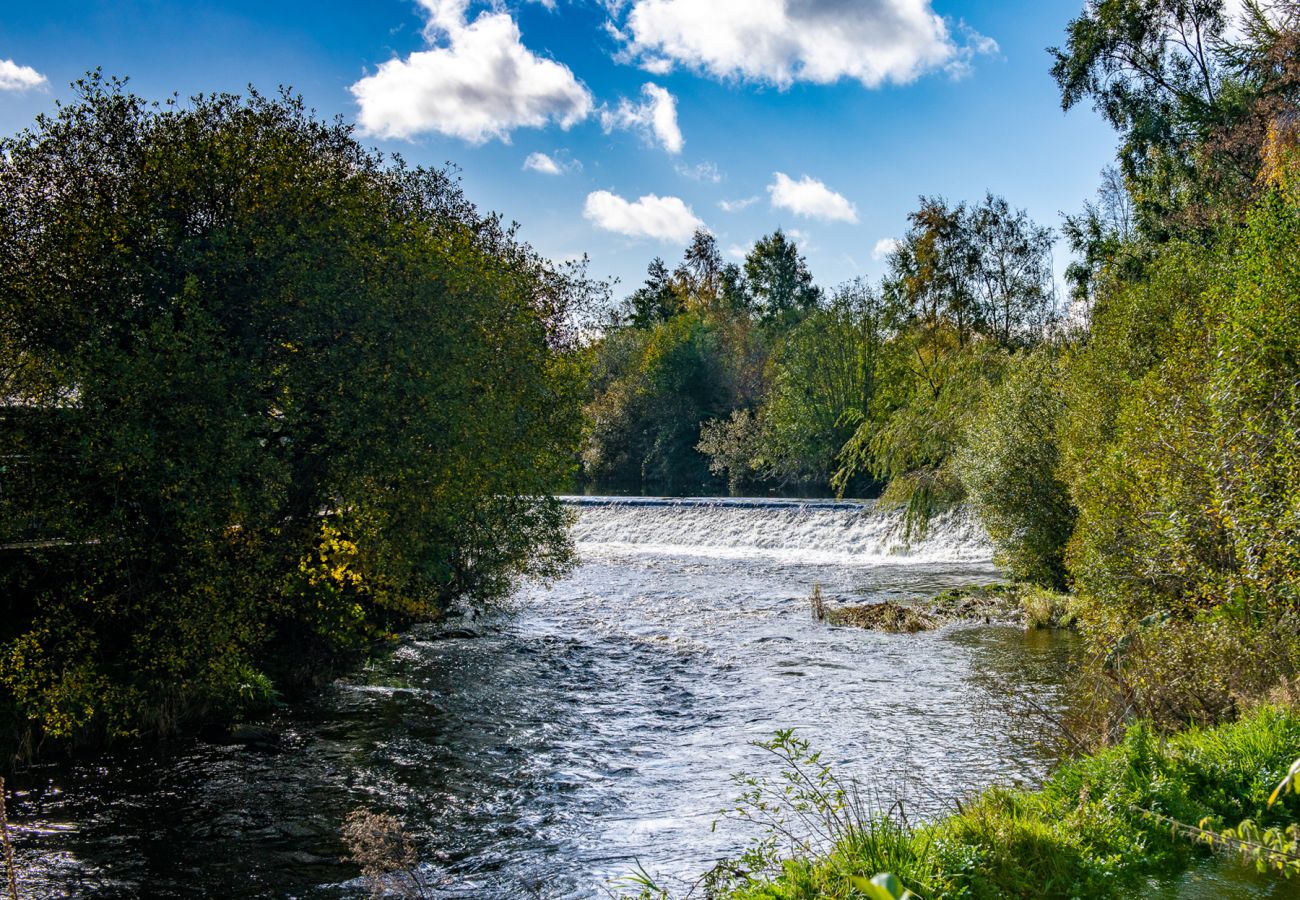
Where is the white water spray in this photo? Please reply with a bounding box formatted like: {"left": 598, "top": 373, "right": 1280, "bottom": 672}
{"left": 563, "top": 497, "right": 992, "bottom": 565}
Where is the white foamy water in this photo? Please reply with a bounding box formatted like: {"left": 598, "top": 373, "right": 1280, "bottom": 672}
{"left": 566, "top": 496, "right": 992, "bottom": 564}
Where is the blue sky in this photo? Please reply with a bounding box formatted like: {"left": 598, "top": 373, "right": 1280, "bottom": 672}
{"left": 0, "top": 0, "right": 1119, "bottom": 299}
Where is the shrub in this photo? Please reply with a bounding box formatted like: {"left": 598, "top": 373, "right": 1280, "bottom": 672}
{"left": 960, "top": 348, "right": 1075, "bottom": 589}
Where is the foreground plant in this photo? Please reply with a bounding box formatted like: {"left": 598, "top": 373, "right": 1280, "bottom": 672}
{"left": 1176, "top": 754, "right": 1300, "bottom": 876}
{"left": 341, "top": 809, "right": 430, "bottom": 900}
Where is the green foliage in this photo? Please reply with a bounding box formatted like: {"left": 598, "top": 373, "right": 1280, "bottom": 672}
{"left": 625, "top": 257, "right": 684, "bottom": 329}
{"left": 836, "top": 328, "right": 1006, "bottom": 537}
{"left": 1060, "top": 242, "right": 1223, "bottom": 623}
{"left": 744, "top": 229, "right": 822, "bottom": 331}
{"left": 584, "top": 194, "right": 1057, "bottom": 515}
{"left": 960, "top": 347, "right": 1076, "bottom": 589}
{"left": 881, "top": 194, "right": 1057, "bottom": 347}
{"left": 697, "top": 282, "right": 887, "bottom": 491}
{"left": 757, "top": 282, "right": 886, "bottom": 489}
{"left": 1019, "top": 586, "right": 1078, "bottom": 629}
{"left": 826, "top": 194, "right": 1056, "bottom": 533}
{"left": 1064, "top": 154, "right": 1300, "bottom": 626}
{"left": 698, "top": 409, "right": 765, "bottom": 492}
{"left": 1208, "top": 169, "right": 1300, "bottom": 615}
{"left": 583, "top": 233, "right": 771, "bottom": 493}
{"left": 0, "top": 76, "right": 587, "bottom": 753}
{"left": 582, "top": 312, "right": 731, "bottom": 491}
{"left": 1061, "top": 165, "right": 1144, "bottom": 306}
{"left": 717, "top": 708, "right": 1300, "bottom": 899}
{"left": 1051, "top": 0, "right": 1300, "bottom": 238}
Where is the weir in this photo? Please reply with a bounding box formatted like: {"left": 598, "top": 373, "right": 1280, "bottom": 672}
{"left": 563, "top": 495, "right": 993, "bottom": 565}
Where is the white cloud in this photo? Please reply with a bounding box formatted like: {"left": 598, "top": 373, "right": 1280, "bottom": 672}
{"left": 524, "top": 151, "right": 562, "bottom": 174}
{"left": 0, "top": 60, "right": 47, "bottom": 92}
{"left": 614, "top": 0, "right": 994, "bottom": 88}
{"left": 944, "top": 23, "right": 1001, "bottom": 78}
{"left": 599, "top": 82, "right": 683, "bottom": 154}
{"left": 872, "top": 237, "right": 901, "bottom": 260}
{"left": 719, "top": 196, "right": 759, "bottom": 213}
{"left": 584, "top": 190, "right": 704, "bottom": 242}
{"left": 727, "top": 242, "right": 752, "bottom": 260}
{"left": 524, "top": 150, "right": 581, "bottom": 174}
{"left": 767, "top": 172, "right": 858, "bottom": 223}
{"left": 351, "top": 0, "right": 592, "bottom": 142}
{"left": 676, "top": 161, "right": 722, "bottom": 183}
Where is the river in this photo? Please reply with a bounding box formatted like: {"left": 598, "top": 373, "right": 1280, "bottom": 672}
{"left": 10, "top": 497, "right": 1084, "bottom": 897}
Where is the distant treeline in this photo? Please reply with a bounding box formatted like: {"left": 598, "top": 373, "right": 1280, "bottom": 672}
{"left": 579, "top": 196, "right": 1057, "bottom": 513}
{"left": 0, "top": 75, "right": 597, "bottom": 759}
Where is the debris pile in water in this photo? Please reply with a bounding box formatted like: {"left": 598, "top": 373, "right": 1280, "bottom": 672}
{"left": 816, "top": 584, "right": 1058, "bottom": 633}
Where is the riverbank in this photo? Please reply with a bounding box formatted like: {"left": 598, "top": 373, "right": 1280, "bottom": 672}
{"left": 706, "top": 706, "right": 1300, "bottom": 899}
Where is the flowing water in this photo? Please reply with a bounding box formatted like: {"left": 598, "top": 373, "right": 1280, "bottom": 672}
{"left": 10, "top": 498, "right": 1085, "bottom": 897}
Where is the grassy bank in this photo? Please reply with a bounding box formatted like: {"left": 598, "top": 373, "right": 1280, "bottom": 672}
{"left": 703, "top": 707, "right": 1300, "bottom": 899}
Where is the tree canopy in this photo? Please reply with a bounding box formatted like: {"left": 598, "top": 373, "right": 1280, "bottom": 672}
{"left": 0, "top": 75, "right": 591, "bottom": 753}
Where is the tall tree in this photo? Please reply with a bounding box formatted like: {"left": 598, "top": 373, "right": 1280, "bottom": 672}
{"left": 1052, "top": 0, "right": 1300, "bottom": 235}
{"left": 743, "top": 229, "right": 821, "bottom": 330}
{"left": 625, "top": 257, "right": 682, "bottom": 328}
{"left": 883, "top": 195, "right": 1056, "bottom": 346}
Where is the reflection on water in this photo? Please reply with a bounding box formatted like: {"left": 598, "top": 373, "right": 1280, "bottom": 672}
{"left": 6, "top": 498, "right": 1272, "bottom": 898}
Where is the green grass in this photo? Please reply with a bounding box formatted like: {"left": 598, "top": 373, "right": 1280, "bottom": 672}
{"left": 721, "top": 707, "right": 1300, "bottom": 899}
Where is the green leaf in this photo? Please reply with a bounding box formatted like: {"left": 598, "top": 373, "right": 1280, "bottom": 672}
{"left": 848, "top": 872, "right": 907, "bottom": 899}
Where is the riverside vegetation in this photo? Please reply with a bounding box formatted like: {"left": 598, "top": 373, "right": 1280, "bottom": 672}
{"left": 3, "top": 0, "right": 1300, "bottom": 896}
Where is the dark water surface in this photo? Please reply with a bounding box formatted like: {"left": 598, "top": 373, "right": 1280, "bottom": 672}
{"left": 5, "top": 498, "right": 1251, "bottom": 897}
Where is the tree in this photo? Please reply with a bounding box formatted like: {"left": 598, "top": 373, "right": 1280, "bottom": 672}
{"left": 1205, "top": 136, "right": 1300, "bottom": 615}
{"left": 581, "top": 313, "right": 730, "bottom": 492}
{"left": 1062, "top": 166, "right": 1142, "bottom": 308}
{"left": 625, "top": 257, "right": 683, "bottom": 328}
{"left": 1052, "top": 0, "right": 1300, "bottom": 236}
{"left": 883, "top": 197, "right": 979, "bottom": 342}
{"left": 759, "top": 281, "right": 885, "bottom": 487}
{"left": 883, "top": 195, "right": 1056, "bottom": 346}
{"left": 0, "top": 76, "right": 588, "bottom": 752}
{"left": 1051, "top": 0, "right": 1230, "bottom": 155}
{"left": 743, "top": 229, "right": 821, "bottom": 330}
{"left": 968, "top": 195, "right": 1057, "bottom": 345}
{"left": 960, "top": 348, "right": 1076, "bottom": 589}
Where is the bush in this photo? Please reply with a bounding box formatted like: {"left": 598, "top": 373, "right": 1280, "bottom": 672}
{"left": 960, "top": 348, "right": 1075, "bottom": 589}
{"left": 1058, "top": 154, "right": 1300, "bottom": 732}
